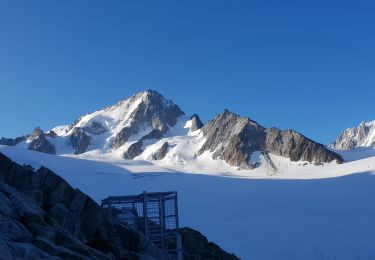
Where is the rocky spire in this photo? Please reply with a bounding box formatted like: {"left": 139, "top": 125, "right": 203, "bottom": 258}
{"left": 190, "top": 114, "right": 204, "bottom": 131}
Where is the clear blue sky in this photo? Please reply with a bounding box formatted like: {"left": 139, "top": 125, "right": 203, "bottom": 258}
{"left": 0, "top": 1, "right": 374, "bottom": 144}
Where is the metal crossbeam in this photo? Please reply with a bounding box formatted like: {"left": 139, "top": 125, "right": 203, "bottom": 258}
{"left": 101, "top": 191, "right": 182, "bottom": 260}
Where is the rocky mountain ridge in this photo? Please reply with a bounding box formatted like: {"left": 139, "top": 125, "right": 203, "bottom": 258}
{"left": 198, "top": 110, "right": 342, "bottom": 169}
{"left": 0, "top": 89, "right": 342, "bottom": 171}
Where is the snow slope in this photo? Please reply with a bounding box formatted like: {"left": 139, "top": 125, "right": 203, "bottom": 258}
{"left": 1, "top": 145, "right": 375, "bottom": 260}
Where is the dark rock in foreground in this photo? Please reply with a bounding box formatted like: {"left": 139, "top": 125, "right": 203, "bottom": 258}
{"left": 179, "top": 227, "right": 239, "bottom": 260}
{"left": 0, "top": 152, "right": 169, "bottom": 259}
{"left": 0, "top": 152, "right": 238, "bottom": 259}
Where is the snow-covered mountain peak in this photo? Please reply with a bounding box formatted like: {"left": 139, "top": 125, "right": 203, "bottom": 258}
{"left": 53, "top": 89, "right": 185, "bottom": 154}
{"left": 68, "top": 89, "right": 181, "bottom": 133}
{"left": 0, "top": 89, "right": 343, "bottom": 172}
{"left": 331, "top": 120, "right": 375, "bottom": 150}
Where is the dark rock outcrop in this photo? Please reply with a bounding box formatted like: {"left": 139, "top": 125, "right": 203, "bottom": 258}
{"left": 265, "top": 128, "right": 343, "bottom": 165}
{"left": 198, "top": 110, "right": 266, "bottom": 169}
{"left": 0, "top": 137, "right": 16, "bottom": 146}
{"left": 123, "top": 129, "right": 167, "bottom": 160}
{"left": 28, "top": 127, "right": 44, "bottom": 141}
{"left": 70, "top": 128, "right": 91, "bottom": 154}
{"left": 83, "top": 121, "right": 107, "bottom": 135}
{"left": 111, "top": 126, "right": 139, "bottom": 149}
{"left": 142, "top": 128, "right": 166, "bottom": 140}
{"left": 0, "top": 152, "right": 171, "bottom": 259}
{"left": 0, "top": 152, "right": 237, "bottom": 259}
{"left": 198, "top": 110, "right": 343, "bottom": 169}
{"left": 28, "top": 128, "right": 56, "bottom": 155}
{"left": 190, "top": 114, "right": 204, "bottom": 131}
{"left": 112, "top": 90, "right": 184, "bottom": 149}
{"left": 0, "top": 136, "right": 27, "bottom": 146}
{"left": 123, "top": 141, "right": 144, "bottom": 160}
{"left": 179, "top": 227, "right": 239, "bottom": 260}
{"left": 154, "top": 142, "right": 169, "bottom": 160}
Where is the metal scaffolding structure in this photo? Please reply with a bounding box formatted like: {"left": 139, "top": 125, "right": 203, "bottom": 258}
{"left": 101, "top": 191, "right": 182, "bottom": 260}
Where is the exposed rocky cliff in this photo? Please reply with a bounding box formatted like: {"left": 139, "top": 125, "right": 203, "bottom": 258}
{"left": 28, "top": 127, "right": 56, "bottom": 154}
{"left": 154, "top": 142, "right": 169, "bottom": 160}
{"left": 123, "top": 129, "right": 166, "bottom": 159}
{"left": 70, "top": 128, "right": 91, "bottom": 155}
{"left": 266, "top": 128, "right": 342, "bottom": 164}
{"left": 0, "top": 152, "right": 169, "bottom": 259}
{"left": 0, "top": 128, "right": 55, "bottom": 154}
{"left": 82, "top": 121, "right": 107, "bottom": 135}
{"left": 179, "top": 227, "right": 239, "bottom": 260}
{"left": 0, "top": 152, "right": 238, "bottom": 259}
{"left": 123, "top": 141, "right": 144, "bottom": 160}
{"left": 198, "top": 110, "right": 265, "bottom": 169}
{"left": 199, "top": 110, "right": 343, "bottom": 169}
{"left": 331, "top": 120, "right": 375, "bottom": 150}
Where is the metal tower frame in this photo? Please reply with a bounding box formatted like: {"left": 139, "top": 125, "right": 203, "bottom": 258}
{"left": 101, "top": 191, "right": 182, "bottom": 259}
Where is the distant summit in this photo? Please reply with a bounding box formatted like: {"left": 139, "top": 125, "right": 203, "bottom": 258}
{"left": 331, "top": 120, "right": 375, "bottom": 150}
